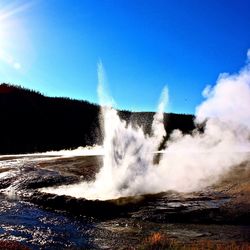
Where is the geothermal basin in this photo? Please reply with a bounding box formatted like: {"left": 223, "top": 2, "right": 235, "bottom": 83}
{"left": 0, "top": 151, "right": 249, "bottom": 249}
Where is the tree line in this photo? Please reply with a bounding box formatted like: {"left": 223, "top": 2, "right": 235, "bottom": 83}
{"left": 0, "top": 83, "right": 195, "bottom": 154}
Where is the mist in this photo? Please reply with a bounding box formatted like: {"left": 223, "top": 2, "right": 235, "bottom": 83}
{"left": 41, "top": 50, "right": 250, "bottom": 200}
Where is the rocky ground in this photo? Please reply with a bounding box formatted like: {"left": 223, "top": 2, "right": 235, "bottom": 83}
{"left": 0, "top": 154, "right": 249, "bottom": 249}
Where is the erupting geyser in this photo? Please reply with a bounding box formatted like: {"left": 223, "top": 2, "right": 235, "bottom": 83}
{"left": 42, "top": 51, "right": 250, "bottom": 200}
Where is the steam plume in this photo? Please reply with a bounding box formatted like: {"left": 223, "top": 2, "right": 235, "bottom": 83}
{"left": 42, "top": 50, "right": 250, "bottom": 200}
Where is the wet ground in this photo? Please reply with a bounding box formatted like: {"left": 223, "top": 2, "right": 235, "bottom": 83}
{"left": 0, "top": 154, "right": 249, "bottom": 249}
{"left": 0, "top": 194, "right": 94, "bottom": 249}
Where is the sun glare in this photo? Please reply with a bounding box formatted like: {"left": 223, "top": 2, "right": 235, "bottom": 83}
{"left": 0, "top": 18, "right": 7, "bottom": 47}
{"left": 0, "top": 1, "right": 34, "bottom": 72}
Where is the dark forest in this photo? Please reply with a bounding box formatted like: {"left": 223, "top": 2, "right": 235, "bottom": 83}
{"left": 0, "top": 83, "right": 195, "bottom": 154}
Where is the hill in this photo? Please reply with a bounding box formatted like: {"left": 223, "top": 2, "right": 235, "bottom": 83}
{"left": 0, "top": 83, "right": 195, "bottom": 154}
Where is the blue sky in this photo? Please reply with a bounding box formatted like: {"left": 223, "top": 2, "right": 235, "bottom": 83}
{"left": 0, "top": 0, "right": 250, "bottom": 113}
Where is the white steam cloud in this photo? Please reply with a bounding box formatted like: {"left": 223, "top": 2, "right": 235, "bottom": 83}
{"left": 42, "top": 51, "right": 250, "bottom": 200}
{"left": 196, "top": 59, "right": 250, "bottom": 128}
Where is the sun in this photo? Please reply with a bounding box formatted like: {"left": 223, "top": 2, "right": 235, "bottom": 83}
{"left": 0, "top": 1, "right": 34, "bottom": 71}
{"left": 0, "top": 17, "right": 8, "bottom": 50}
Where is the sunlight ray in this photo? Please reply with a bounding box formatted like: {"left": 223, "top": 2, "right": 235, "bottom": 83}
{"left": 0, "top": 1, "right": 34, "bottom": 21}
{"left": 0, "top": 1, "right": 35, "bottom": 71}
